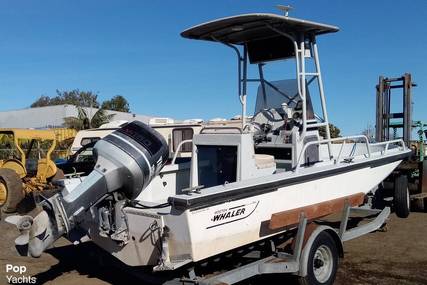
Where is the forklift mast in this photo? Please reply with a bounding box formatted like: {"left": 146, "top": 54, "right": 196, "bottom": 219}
{"left": 375, "top": 73, "right": 416, "bottom": 146}
{"left": 375, "top": 73, "right": 427, "bottom": 200}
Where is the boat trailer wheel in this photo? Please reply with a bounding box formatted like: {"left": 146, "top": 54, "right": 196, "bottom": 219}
{"left": 299, "top": 231, "right": 338, "bottom": 285}
{"left": 313, "top": 245, "right": 333, "bottom": 282}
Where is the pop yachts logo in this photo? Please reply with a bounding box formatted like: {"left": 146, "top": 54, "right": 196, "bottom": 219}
{"left": 5, "top": 264, "right": 37, "bottom": 284}
{"left": 207, "top": 201, "right": 259, "bottom": 229}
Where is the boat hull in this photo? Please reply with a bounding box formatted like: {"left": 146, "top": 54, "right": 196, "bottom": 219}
{"left": 89, "top": 158, "right": 402, "bottom": 267}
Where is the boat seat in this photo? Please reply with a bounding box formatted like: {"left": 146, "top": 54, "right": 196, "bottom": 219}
{"left": 254, "top": 154, "right": 276, "bottom": 169}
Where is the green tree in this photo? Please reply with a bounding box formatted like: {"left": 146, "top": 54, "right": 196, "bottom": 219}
{"left": 63, "top": 106, "right": 115, "bottom": 131}
{"left": 319, "top": 123, "right": 341, "bottom": 139}
{"left": 31, "top": 89, "right": 100, "bottom": 108}
{"left": 101, "top": 95, "right": 130, "bottom": 112}
{"left": 30, "top": 95, "right": 51, "bottom": 107}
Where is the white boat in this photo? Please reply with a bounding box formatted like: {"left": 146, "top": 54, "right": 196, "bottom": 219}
{"left": 6, "top": 9, "right": 410, "bottom": 284}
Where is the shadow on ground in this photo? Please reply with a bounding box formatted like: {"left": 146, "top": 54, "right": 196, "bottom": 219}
{"left": 33, "top": 242, "right": 142, "bottom": 285}
{"left": 36, "top": 242, "right": 301, "bottom": 285}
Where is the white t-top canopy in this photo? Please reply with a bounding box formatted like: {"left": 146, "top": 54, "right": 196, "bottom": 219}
{"left": 181, "top": 13, "right": 339, "bottom": 44}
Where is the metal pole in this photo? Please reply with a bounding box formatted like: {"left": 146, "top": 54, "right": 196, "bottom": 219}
{"left": 375, "top": 76, "right": 384, "bottom": 142}
{"left": 312, "top": 39, "right": 332, "bottom": 157}
{"left": 241, "top": 46, "right": 248, "bottom": 130}
{"left": 258, "top": 64, "right": 267, "bottom": 109}
{"left": 382, "top": 78, "right": 389, "bottom": 141}
{"left": 386, "top": 82, "right": 391, "bottom": 141}
{"left": 237, "top": 52, "right": 242, "bottom": 100}
{"left": 403, "top": 73, "right": 412, "bottom": 146}
{"left": 300, "top": 36, "right": 307, "bottom": 141}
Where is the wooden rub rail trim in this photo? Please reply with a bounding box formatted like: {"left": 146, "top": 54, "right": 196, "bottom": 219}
{"left": 269, "top": 192, "right": 365, "bottom": 230}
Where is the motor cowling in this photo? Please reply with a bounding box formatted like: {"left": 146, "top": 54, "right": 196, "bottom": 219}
{"left": 62, "top": 120, "right": 169, "bottom": 219}
{"left": 96, "top": 120, "right": 169, "bottom": 199}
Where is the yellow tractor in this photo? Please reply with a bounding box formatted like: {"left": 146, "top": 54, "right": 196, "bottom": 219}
{"left": 0, "top": 129, "right": 61, "bottom": 213}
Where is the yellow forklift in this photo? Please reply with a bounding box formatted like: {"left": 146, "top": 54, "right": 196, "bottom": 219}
{"left": 0, "top": 129, "right": 62, "bottom": 213}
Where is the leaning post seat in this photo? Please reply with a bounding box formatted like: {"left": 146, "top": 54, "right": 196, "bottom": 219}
{"left": 254, "top": 154, "right": 276, "bottom": 169}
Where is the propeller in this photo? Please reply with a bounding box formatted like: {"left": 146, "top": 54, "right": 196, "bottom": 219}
{"left": 5, "top": 215, "right": 33, "bottom": 256}
{"left": 5, "top": 211, "right": 51, "bottom": 257}
{"left": 4, "top": 215, "right": 24, "bottom": 226}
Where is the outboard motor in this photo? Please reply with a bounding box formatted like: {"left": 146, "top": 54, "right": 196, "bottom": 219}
{"left": 6, "top": 121, "right": 169, "bottom": 257}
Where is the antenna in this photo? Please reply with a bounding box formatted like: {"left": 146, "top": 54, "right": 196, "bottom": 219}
{"left": 276, "top": 5, "right": 293, "bottom": 17}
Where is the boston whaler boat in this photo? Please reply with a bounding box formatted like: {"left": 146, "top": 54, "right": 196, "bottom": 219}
{"left": 6, "top": 8, "right": 411, "bottom": 285}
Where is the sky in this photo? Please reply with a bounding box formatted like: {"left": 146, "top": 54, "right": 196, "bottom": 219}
{"left": 0, "top": 0, "right": 426, "bottom": 135}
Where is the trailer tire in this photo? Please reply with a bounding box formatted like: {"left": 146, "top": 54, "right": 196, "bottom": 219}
{"left": 298, "top": 231, "right": 338, "bottom": 285}
{"left": 0, "top": 168, "right": 24, "bottom": 213}
{"left": 394, "top": 175, "right": 410, "bottom": 218}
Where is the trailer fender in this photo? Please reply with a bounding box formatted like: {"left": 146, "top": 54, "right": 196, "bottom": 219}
{"left": 298, "top": 225, "right": 343, "bottom": 277}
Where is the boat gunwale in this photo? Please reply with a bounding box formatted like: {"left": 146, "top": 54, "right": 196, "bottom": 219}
{"left": 168, "top": 150, "right": 411, "bottom": 211}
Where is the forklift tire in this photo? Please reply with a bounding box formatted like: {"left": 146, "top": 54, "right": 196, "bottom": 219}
{"left": 394, "top": 175, "right": 410, "bottom": 218}
{"left": 298, "top": 231, "right": 338, "bottom": 285}
{"left": 0, "top": 168, "right": 24, "bottom": 213}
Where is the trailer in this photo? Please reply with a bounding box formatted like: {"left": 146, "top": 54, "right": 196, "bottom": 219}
{"left": 112, "top": 204, "right": 389, "bottom": 285}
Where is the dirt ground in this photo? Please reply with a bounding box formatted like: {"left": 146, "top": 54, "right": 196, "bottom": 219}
{"left": 0, "top": 212, "right": 426, "bottom": 285}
